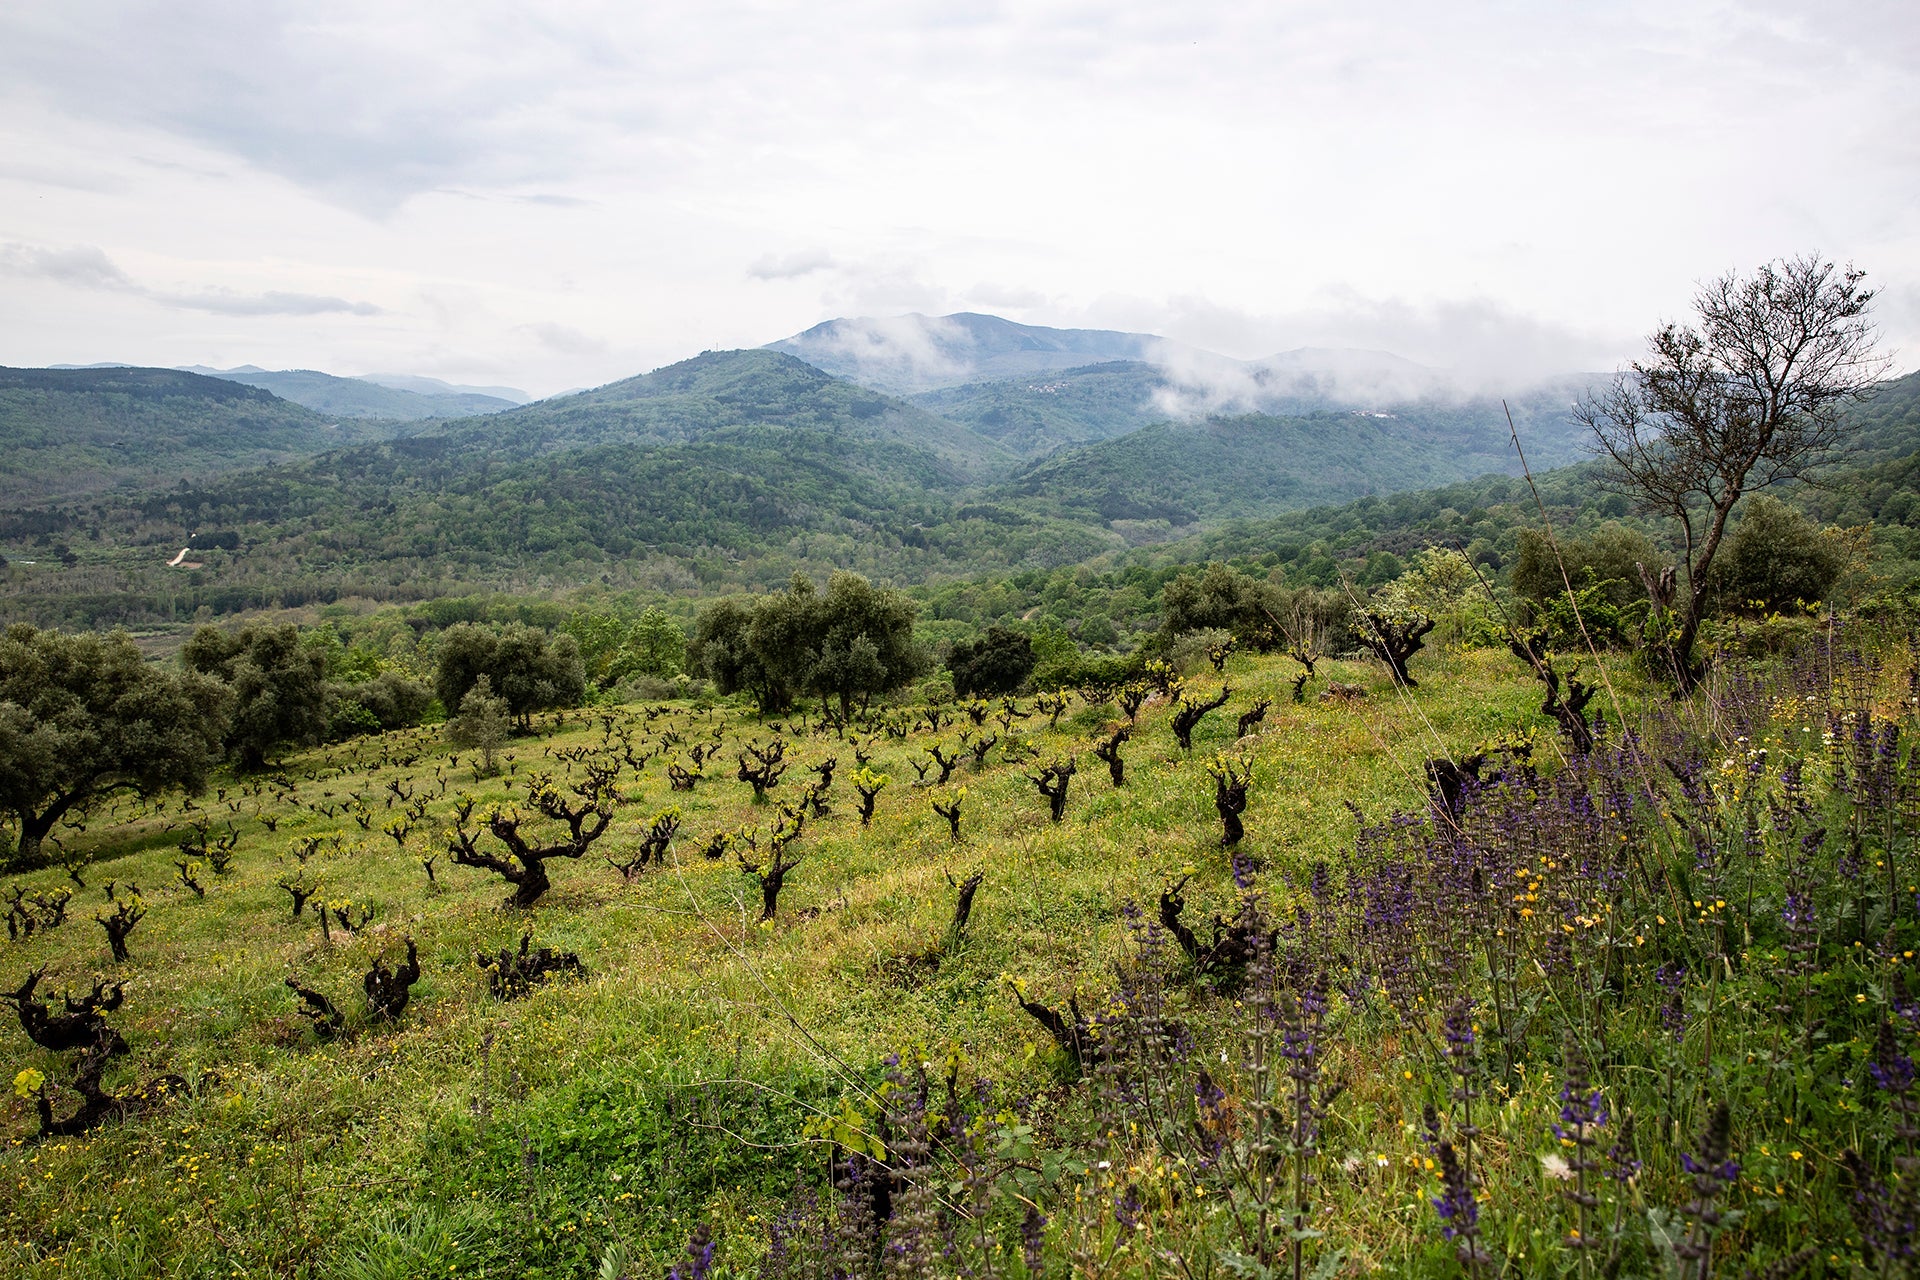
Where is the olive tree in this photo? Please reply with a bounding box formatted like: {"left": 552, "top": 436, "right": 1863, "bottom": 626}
{"left": 182, "top": 623, "right": 328, "bottom": 771}
{"left": 433, "top": 623, "right": 585, "bottom": 731}
{"left": 689, "top": 597, "right": 792, "bottom": 713}
{"left": 1578, "top": 255, "right": 1886, "bottom": 689}
{"left": 948, "top": 626, "right": 1036, "bottom": 698}
{"left": 0, "top": 624, "right": 229, "bottom": 866}
{"left": 692, "top": 572, "right": 927, "bottom": 717}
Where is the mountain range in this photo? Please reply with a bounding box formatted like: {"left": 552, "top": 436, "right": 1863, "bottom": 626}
{"left": 53, "top": 362, "right": 529, "bottom": 421}
{"left": 0, "top": 313, "right": 1720, "bottom": 628}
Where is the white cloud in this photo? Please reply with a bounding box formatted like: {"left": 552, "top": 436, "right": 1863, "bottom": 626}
{"left": 748, "top": 250, "right": 838, "bottom": 281}
{"left": 1, "top": 241, "right": 382, "bottom": 316}
{"left": 0, "top": 1, "right": 1912, "bottom": 393}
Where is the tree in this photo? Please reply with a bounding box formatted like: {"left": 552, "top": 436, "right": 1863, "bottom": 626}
{"left": 1578, "top": 255, "right": 1887, "bottom": 689}
{"left": 806, "top": 572, "right": 927, "bottom": 718}
{"left": 182, "top": 623, "right": 328, "bottom": 771}
{"left": 433, "top": 623, "right": 585, "bottom": 731}
{"left": 566, "top": 606, "right": 687, "bottom": 690}
{"left": 689, "top": 597, "right": 791, "bottom": 713}
{"left": 1160, "top": 563, "right": 1286, "bottom": 650}
{"left": 949, "top": 626, "right": 1036, "bottom": 698}
{"left": 444, "top": 675, "right": 510, "bottom": 775}
{"left": 691, "top": 573, "right": 927, "bottom": 717}
{"left": 327, "top": 671, "right": 432, "bottom": 739}
{"left": 0, "top": 624, "right": 229, "bottom": 866}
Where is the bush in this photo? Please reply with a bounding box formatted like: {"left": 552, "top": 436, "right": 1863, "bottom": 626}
{"left": 1512, "top": 523, "right": 1657, "bottom": 610}
{"left": 327, "top": 672, "right": 433, "bottom": 739}
{"left": 948, "top": 626, "right": 1036, "bottom": 697}
{"left": 1709, "top": 497, "right": 1853, "bottom": 614}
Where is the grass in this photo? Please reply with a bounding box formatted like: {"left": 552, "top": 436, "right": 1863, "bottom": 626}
{"left": 0, "top": 644, "right": 1561, "bottom": 1277}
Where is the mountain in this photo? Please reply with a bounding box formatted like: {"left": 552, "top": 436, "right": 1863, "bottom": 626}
{"left": 2, "top": 357, "right": 1915, "bottom": 632}
{"left": 182, "top": 366, "right": 522, "bottom": 420}
{"left": 766, "top": 312, "right": 1207, "bottom": 394}
{"left": 0, "top": 366, "right": 418, "bottom": 504}
{"left": 355, "top": 373, "right": 530, "bottom": 403}
{"left": 990, "top": 385, "right": 1591, "bottom": 535}
{"left": 910, "top": 362, "right": 1173, "bottom": 457}
{"left": 443, "top": 347, "right": 1015, "bottom": 478}
{"left": 917, "top": 356, "right": 1595, "bottom": 465}
{"left": 0, "top": 351, "right": 1105, "bottom": 624}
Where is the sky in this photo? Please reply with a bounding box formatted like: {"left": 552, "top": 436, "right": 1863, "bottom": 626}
{"left": 0, "top": 0, "right": 1914, "bottom": 398}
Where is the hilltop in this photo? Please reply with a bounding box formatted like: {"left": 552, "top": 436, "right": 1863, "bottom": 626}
{"left": 0, "top": 367, "right": 420, "bottom": 505}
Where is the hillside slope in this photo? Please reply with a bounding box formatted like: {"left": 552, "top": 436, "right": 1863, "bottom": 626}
{"left": 0, "top": 367, "right": 415, "bottom": 503}
{"left": 994, "top": 388, "right": 1591, "bottom": 527}
{"left": 435, "top": 348, "right": 1015, "bottom": 479}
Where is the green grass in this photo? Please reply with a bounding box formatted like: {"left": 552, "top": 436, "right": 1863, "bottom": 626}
{"left": 0, "top": 644, "right": 1565, "bottom": 1277}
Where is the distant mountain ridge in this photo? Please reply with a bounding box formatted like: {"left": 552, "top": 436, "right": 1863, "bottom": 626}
{"left": 772, "top": 311, "right": 1591, "bottom": 428}
{"left": 180, "top": 366, "right": 524, "bottom": 420}
{"left": 436, "top": 348, "right": 1015, "bottom": 479}
{"left": 767, "top": 312, "right": 1205, "bottom": 395}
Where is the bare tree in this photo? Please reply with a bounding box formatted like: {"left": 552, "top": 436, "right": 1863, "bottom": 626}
{"left": 1577, "top": 255, "right": 1886, "bottom": 690}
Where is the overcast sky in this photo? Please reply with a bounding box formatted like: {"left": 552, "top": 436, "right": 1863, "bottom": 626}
{"left": 1, "top": 0, "right": 1914, "bottom": 397}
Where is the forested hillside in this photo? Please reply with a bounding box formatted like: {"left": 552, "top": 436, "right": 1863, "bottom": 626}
{"left": 1, "top": 356, "right": 1916, "bottom": 635}
{"left": 0, "top": 367, "right": 418, "bottom": 504}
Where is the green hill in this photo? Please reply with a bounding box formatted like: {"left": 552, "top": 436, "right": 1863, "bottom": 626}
{"left": 465, "top": 348, "right": 1015, "bottom": 479}
{"left": 993, "top": 389, "right": 1591, "bottom": 528}
{"left": 0, "top": 367, "right": 417, "bottom": 504}
{"left": 4, "top": 359, "right": 1915, "bottom": 633}
{"left": 909, "top": 362, "right": 1172, "bottom": 457}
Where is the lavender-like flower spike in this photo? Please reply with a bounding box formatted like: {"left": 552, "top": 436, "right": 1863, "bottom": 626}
{"left": 1674, "top": 1102, "right": 1739, "bottom": 1279}
{"left": 1431, "top": 1141, "right": 1491, "bottom": 1272}
{"left": 666, "top": 1223, "right": 715, "bottom": 1280}
{"left": 1869, "top": 1019, "right": 1920, "bottom": 1151}
{"left": 1841, "top": 1149, "right": 1920, "bottom": 1268}
{"left": 1020, "top": 1204, "right": 1048, "bottom": 1275}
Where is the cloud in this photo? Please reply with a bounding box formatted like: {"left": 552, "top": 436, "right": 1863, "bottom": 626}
{"left": 520, "top": 321, "right": 608, "bottom": 356}
{"left": 782, "top": 313, "right": 972, "bottom": 392}
{"left": 155, "top": 289, "right": 381, "bottom": 317}
{"left": 0, "top": 242, "right": 137, "bottom": 291}
{"left": 748, "top": 250, "right": 837, "bottom": 281}
{"left": 1, "top": 240, "right": 381, "bottom": 317}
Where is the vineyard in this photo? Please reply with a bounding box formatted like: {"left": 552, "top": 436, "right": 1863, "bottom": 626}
{"left": 2, "top": 625, "right": 1917, "bottom": 1278}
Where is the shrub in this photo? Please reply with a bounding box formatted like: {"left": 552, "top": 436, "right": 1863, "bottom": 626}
{"left": 948, "top": 626, "right": 1036, "bottom": 697}
{"left": 1709, "top": 496, "right": 1853, "bottom": 614}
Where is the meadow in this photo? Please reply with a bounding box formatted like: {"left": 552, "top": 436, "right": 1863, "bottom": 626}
{"left": 1, "top": 625, "right": 1912, "bottom": 1278}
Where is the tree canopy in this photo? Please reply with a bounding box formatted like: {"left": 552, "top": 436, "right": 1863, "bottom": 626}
{"left": 433, "top": 623, "right": 586, "bottom": 731}
{"left": 948, "top": 625, "right": 1036, "bottom": 697}
{"left": 0, "top": 623, "right": 229, "bottom": 865}
{"left": 690, "top": 571, "right": 927, "bottom": 716}
{"left": 181, "top": 623, "right": 328, "bottom": 771}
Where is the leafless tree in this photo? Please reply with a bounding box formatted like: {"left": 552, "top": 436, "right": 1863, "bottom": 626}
{"left": 1577, "top": 255, "right": 1886, "bottom": 690}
